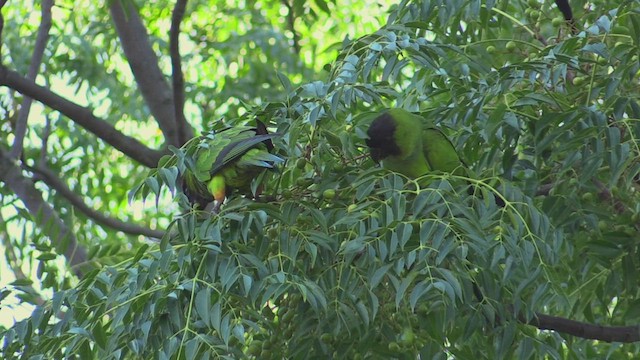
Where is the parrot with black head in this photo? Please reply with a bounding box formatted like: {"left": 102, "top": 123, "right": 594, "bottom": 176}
{"left": 365, "top": 108, "right": 504, "bottom": 206}
{"left": 366, "top": 108, "right": 466, "bottom": 178}
{"left": 366, "top": 108, "right": 497, "bottom": 303}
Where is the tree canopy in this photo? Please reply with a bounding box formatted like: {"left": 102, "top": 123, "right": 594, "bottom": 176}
{"left": 1, "top": 0, "right": 640, "bottom": 358}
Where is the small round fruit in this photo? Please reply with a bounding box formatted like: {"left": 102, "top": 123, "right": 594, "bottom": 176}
{"left": 295, "top": 158, "right": 307, "bottom": 169}
{"left": 486, "top": 45, "right": 496, "bottom": 54}
{"left": 598, "top": 220, "right": 607, "bottom": 231}
{"left": 572, "top": 76, "right": 587, "bottom": 86}
{"left": 581, "top": 192, "right": 594, "bottom": 201}
{"left": 323, "top": 189, "right": 336, "bottom": 199}
{"left": 333, "top": 163, "right": 345, "bottom": 173}
{"left": 506, "top": 41, "right": 517, "bottom": 50}
{"left": 399, "top": 328, "right": 416, "bottom": 345}
{"left": 296, "top": 177, "right": 312, "bottom": 187}
{"left": 552, "top": 17, "right": 564, "bottom": 27}
{"left": 388, "top": 342, "right": 401, "bottom": 351}
{"left": 248, "top": 341, "right": 262, "bottom": 356}
{"left": 347, "top": 204, "right": 358, "bottom": 213}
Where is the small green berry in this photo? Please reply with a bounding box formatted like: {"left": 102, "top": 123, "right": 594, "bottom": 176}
{"left": 322, "top": 189, "right": 336, "bottom": 200}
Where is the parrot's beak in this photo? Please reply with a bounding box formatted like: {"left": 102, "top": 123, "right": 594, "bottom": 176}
{"left": 370, "top": 148, "right": 383, "bottom": 163}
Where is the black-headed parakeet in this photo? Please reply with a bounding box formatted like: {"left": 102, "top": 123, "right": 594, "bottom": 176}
{"left": 365, "top": 108, "right": 466, "bottom": 179}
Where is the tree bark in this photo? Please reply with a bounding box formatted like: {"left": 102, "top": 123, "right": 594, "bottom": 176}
{"left": 110, "top": 1, "right": 193, "bottom": 147}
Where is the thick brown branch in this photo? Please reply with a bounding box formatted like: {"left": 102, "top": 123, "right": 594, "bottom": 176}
{"left": 110, "top": 1, "right": 193, "bottom": 147}
{"left": 0, "top": 65, "right": 164, "bottom": 167}
{"left": 30, "top": 164, "right": 164, "bottom": 240}
{"left": 0, "top": 147, "right": 88, "bottom": 277}
{"left": 523, "top": 311, "right": 640, "bottom": 343}
{"left": 169, "top": 0, "right": 188, "bottom": 145}
{"left": 10, "top": 0, "right": 53, "bottom": 160}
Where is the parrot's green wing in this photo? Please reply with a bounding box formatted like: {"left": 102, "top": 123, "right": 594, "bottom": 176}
{"left": 210, "top": 132, "right": 280, "bottom": 174}
{"left": 422, "top": 126, "right": 466, "bottom": 176}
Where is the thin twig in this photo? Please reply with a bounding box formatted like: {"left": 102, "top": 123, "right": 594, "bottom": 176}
{"left": 10, "top": 0, "right": 53, "bottom": 160}
{"left": 39, "top": 114, "right": 51, "bottom": 163}
{"left": 169, "top": 0, "right": 188, "bottom": 144}
{"left": 281, "top": 0, "right": 301, "bottom": 55}
{"left": 29, "top": 163, "right": 165, "bottom": 240}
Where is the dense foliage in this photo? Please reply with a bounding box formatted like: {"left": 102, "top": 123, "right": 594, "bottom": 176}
{"left": 1, "top": 0, "right": 640, "bottom": 358}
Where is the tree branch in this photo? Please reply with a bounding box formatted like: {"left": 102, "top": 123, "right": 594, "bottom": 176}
{"left": 0, "top": 146, "right": 88, "bottom": 277}
{"left": 169, "top": 0, "right": 189, "bottom": 145}
{"left": 0, "top": 65, "right": 164, "bottom": 167}
{"left": 10, "top": 0, "right": 53, "bottom": 160}
{"left": 29, "top": 163, "right": 165, "bottom": 240}
{"left": 523, "top": 311, "right": 639, "bottom": 342}
{"left": 110, "top": 1, "right": 193, "bottom": 147}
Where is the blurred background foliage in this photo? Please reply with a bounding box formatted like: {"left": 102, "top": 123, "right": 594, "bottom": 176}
{"left": 2, "top": 0, "right": 640, "bottom": 358}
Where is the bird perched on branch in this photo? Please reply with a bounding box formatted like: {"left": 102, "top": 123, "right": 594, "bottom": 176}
{"left": 365, "top": 108, "right": 505, "bottom": 207}
{"left": 365, "top": 108, "right": 466, "bottom": 179}
{"left": 168, "top": 120, "right": 282, "bottom": 211}
{"left": 366, "top": 108, "right": 493, "bottom": 304}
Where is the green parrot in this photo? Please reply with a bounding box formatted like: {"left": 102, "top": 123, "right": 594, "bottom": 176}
{"left": 365, "top": 108, "right": 466, "bottom": 179}
{"left": 176, "top": 120, "right": 283, "bottom": 211}
{"left": 366, "top": 108, "right": 489, "bottom": 302}
{"left": 365, "top": 108, "right": 505, "bottom": 207}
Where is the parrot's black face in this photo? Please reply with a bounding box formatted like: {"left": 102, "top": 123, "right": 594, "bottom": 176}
{"left": 365, "top": 112, "right": 402, "bottom": 163}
